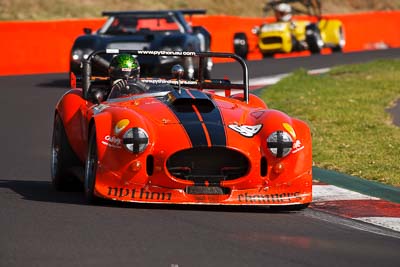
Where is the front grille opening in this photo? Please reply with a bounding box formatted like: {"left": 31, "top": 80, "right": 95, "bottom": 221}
{"left": 262, "top": 37, "right": 282, "bottom": 44}
{"left": 260, "top": 157, "right": 267, "bottom": 177}
{"left": 166, "top": 147, "right": 249, "bottom": 182}
{"left": 146, "top": 155, "right": 154, "bottom": 176}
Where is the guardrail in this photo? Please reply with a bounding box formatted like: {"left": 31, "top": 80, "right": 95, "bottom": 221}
{"left": 0, "top": 11, "right": 399, "bottom": 76}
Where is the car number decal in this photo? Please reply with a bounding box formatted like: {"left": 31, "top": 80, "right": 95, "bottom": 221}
{"left": 228, "top": 124, "right": 262, "bottom": 137}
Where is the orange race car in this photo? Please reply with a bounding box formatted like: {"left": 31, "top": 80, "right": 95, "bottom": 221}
{"left": 51, "top": 49, "right": 312, "bottom": 210}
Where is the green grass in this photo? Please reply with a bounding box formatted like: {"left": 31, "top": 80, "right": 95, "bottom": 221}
{"left": 260, "top": 59, "right": 400, "bottom": 186}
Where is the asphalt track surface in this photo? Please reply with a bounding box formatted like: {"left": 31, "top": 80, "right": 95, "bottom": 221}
{"left": 1, "top": 49, "right": 400, "bottom": 266}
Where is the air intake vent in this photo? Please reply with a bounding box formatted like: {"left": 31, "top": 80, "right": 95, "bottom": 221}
{"left": 166, "top": 147, "right": 249, "bottom": 185}
{"left": 165, "top": 89, "right": 214, "bottom": 109}
{"left": 262, "top": 37, "right": 282, "bottom": 44}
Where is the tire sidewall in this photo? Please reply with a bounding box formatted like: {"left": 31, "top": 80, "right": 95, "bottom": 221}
{"left": 84, "top": 128, "right": 98, "bottom": 203}
{"left": 306, "top": 24, "right": 323, "bottom": 53}
{"left": 51, "top": 115, "right": 63, "bottom": 188}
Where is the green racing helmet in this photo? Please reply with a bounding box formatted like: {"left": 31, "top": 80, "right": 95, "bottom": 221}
{"left": 108, "top": 54, "right": 140, "bottom": 80}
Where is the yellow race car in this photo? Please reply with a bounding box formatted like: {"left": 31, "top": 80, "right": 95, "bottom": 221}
{"left": 234, "top": 0, "right": 345, "bottom": 58}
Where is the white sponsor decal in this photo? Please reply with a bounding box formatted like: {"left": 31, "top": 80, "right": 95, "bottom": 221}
{"left": 292, "top": 140, "right": 304, "bottom": 154}
{"left": 137, "top": 50, "right": 197, "bottom": 56}
{"left": 93, "top": 104, "right": 109, "bottom": 114}
{"left": 228, "top": 124, "right": 262, "bottom": 137}
{"left": 101, "top": 135, "right": 122, "bottom": 148}
{"left": 107, "top": 42, "right": 149, "bottom": 50}
{"left": 141, "top": 79, "right": 197, "bottom": 85}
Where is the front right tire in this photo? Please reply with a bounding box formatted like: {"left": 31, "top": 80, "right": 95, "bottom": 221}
{"left": 51, "top": 114, "right": 81, "bottom": 191}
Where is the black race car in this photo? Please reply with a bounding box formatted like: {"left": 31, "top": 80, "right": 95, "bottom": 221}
{"left": 70, "top": 10, "right": 213, "bottom": 79}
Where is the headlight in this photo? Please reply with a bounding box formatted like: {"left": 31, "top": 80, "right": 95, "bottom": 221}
{"left": 267, "top": 131, "right": 293, "bottom": 158}
{"left": 251, "top": 26, "right": 260, "bottom": 35}
{"left": 123, "top": 128, "right": 149, "bottom": 153}
{"left": 71, "top": 49, "right": 83, "bottom": 61}
{"left": 71, "top": 48, "right": 93, "bottom": 62}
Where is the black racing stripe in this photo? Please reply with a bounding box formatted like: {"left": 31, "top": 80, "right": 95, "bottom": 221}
{"left": 188, "top": 89, "right": 209, "bottom": 99}
{"left": 164, "top": 89, "right": 226, "bottom": 147}
{"left": 196, "top": 102, "right": 226, "bottom": 147}
{"left": 190, "top": 90, "right": 226, "bottom": 147}
{"left": 166, "top": 93, "right": 208, "bottom": 147}
{"left": 178, "top": 89, "right": 193, "bottom": 99}
{"left": 189, "top": 90, "right": 226, "bottom": 146}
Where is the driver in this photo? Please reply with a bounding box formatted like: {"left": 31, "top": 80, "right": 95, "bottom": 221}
{"left": 273, "top": 3, "right": 293, "bottom": 22}
{"left": 108, "top": 54, "right": 149, "bottom": 98}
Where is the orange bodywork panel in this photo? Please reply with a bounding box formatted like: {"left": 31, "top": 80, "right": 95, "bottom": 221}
{"left": 54, "top": 50, "right": 312, "bottom": 207}
{"left": 56, "top": 87, "right": 312, "bottom": 206}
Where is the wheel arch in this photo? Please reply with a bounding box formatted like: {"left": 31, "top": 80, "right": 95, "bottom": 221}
{"left": 230, "top": 93, "right": 268, "bottom": 109}
{"left": 290, "top": 117, "right": 313, "bottom": 168}
{"left": 55, "top": 90, "right": 87, "bottom": 160}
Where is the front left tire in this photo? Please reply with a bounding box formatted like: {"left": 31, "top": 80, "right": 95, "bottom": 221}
{"left": 84, "top": 127, "right": 100, "bottom": 204}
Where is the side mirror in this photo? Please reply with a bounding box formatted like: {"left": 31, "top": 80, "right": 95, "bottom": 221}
{"left": 83, "top": 28, "right": 93, "bottom": 35}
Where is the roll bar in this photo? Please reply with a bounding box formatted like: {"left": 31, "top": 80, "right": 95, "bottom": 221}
{"left": 82, "top": 49, "right": 249, "bottom": 103}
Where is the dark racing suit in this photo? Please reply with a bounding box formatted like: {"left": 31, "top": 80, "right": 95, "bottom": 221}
{"left": 108, "top": 78, "right": 149, "bottom": 99}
